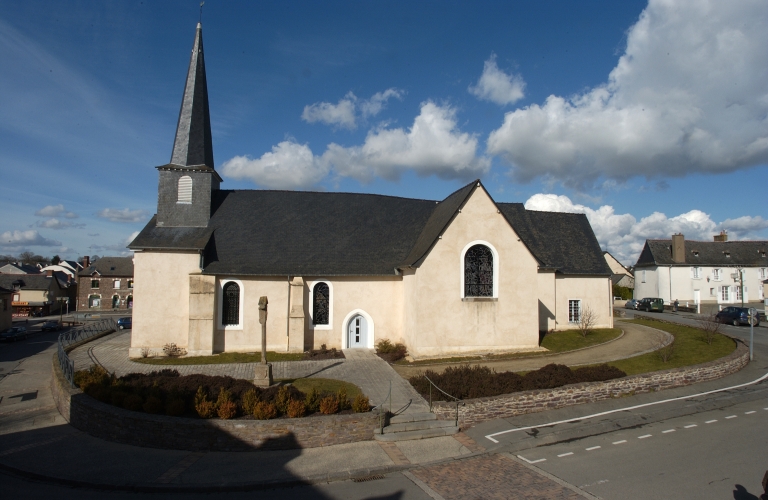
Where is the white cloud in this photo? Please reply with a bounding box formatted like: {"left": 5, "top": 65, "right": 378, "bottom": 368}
{"left": 221, "top": 141, "right": 330, "bottom": 189}
{"left": 524, "top": 193, "right": 767, "bottom": 265}
{"left": 468, "top": 53, "right": 525, "bottom": 106}
{"left": 0, "top": 229, "right": 61, "bottom": 248}
{"left": 301, "top": 88, "right": 404, "bottom": 129}
{"left": 96, "top": 208, "right": 149, "bottom": 223}
{"left": 87, "top": 231, "right": 140, "bottom": 256}
{"left": 488, "top": 0, "right": 768, "bottom": 187}
{"left": 322, "top": 101, "right": 490, "bottom": 182}
{"left": 34, "top": 204, "right": 78, "bottom": 218}
{"left": 35, "top": 218, "right": 85, "bottom": 230}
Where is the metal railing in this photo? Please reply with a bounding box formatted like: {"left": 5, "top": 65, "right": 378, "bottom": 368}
{"left": 57, "top": 318, "right": 117, "bottom": 388}
{"left": 375, "top": 381, "right": 413, "bottom": 435}
{"left": 424, "top": 374, "right": 464, "bottom": 427}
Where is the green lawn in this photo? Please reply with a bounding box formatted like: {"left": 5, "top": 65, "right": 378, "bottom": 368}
{"left": 132, "top": 351, "right": 305, "bottom": 365}
{"left": 540, "top": 328, "right": 623, "bottom": 353}
{"left": 282, "top": 377, "right": 363, "bottom": 399}
{"left": 600, "top": 318, "right": 736, "bottom": 376}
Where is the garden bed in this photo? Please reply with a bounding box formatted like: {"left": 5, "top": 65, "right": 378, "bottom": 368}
{"left": 132, "top": 345, "right": 345, "bottom": 365}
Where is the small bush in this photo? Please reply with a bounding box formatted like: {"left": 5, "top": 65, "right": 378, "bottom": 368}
{"left": 216, "top": 388, "right": 237, "bottom": 419}
{"left": 274, "top": 386, "right": 292, "bottom": 414}
{"left": 194, "top": 386, "right": 216, "bottom": 418}
{"left": 110, "top": 390, "right": 128, "bottom": 408}
{"left": 286, "top": 399, "right": 307, "bottom": 418}
{"left": 240, "top": 389, "right": 259, "bottom": 415}
{"left": 375, "top": 339, "right": 408, "bottom": 363}
{"left": 351, "top": 394, "right": 370, "bottom": 413}
{"left": 319, "top": 395, "right": 339, "bottom": 415}
{"left": 143, "top": 396, "right": 164, "bottom": 414}
{"left": 336, "top": 387, "right": 350, "bottom": 411}
{"left": 573, "top": 365, "right": 627, "bottom": 382}
{"left": 305, "top": 388, "right": 320, "bottom": 413}
{"left": 123, "top": 394, "right": 144, "bottom": 412}
{"left": 166, "top": 398, "right": 186, "bottom": 416}
{"left": 140, "top": 347, "right": 151, "bottom": 358}
{"left": 162, "top": 343, "right": 187, "bottom": 358}
{"left": 74, "top": 365, "right": 110, "bottom": 390}
{"left": 253, "top": 401, "right": 277, "bottom": 420}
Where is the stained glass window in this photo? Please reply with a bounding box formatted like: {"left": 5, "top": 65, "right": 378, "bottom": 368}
{"left": 313, "top": 282, "right": 329, "bottom": 325}
{"left": 464, "top": 244, "right": 493, "bottom": 297}
{"left": 222, "top": 281, "right": 240, "bottom": 325}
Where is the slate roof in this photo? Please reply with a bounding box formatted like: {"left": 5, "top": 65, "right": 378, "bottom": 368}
{"left": 498, "top": 204, "right": 612, "bottom": 275}
{"left": 130, "top": 180, "right": 610, "bottom": 277}
{"left": 0, "top": 263, "right": 41, "bottom": 275}
{"left": 636, "top": 240, "right": 768, "bottom": 267}
{"left": 78, "top": 257, "right": 134, "bottom": 277}
{"left": 0, "top": 274, "right": 63, "bottom": 291}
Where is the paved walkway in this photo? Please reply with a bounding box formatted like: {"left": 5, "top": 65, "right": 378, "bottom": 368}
{"left": 392, "top": 320, "right": 669, "bottom": 378}
{"left": 70, "top": 332, "right": 430, "bottom": 414}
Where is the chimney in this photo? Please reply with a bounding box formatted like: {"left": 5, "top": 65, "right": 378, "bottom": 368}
{"left": 671, "top": 233, "right": 685, "bottom": 263}
{"left": 46, "top": 270, "right": 53, "bottom": 277}
{"left": 83, "top": 256, "right": 90, "bottom": 268}
{"left": 713, "top": 230, "right": 727, "bottom": 242}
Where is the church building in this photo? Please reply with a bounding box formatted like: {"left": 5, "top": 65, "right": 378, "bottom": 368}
{"left": 128, "top": 24, "right": 613, "bottom": 359}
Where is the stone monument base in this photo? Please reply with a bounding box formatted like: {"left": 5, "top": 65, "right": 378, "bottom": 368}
{"left": 253, "top": 363, "right": 273, "bottom": 387}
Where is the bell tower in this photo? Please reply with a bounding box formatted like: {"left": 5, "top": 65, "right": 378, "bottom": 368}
{"left": 156, "top": 22, "right": 221, "bottom": 228}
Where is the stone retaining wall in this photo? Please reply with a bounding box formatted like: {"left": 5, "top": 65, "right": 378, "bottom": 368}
{"left": 432, "top": 340, "right": 749, "bottom": 427}
{"left": 50, "top": 353, "right": 378, "bottom": 451}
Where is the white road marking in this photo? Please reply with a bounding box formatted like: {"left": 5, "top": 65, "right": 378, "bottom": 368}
{"left": 558, "top": 452, "right": 574, "bottom": 457}
{"left": 705, "top": 419, "right": 718, "bottom": 424}
{"left": 745, "top": 411, "right": 756, "bottom": 414}
{"left": 484, "top": 372, "right": 768, "bottom": 442}
{"left": 586, "top": 446, "right": 601, "bottom": 451}
{"left": 517, "top": 454, "right": 546, "bottom": 464}
{"left": 662, "top": 429, "right": 675, "bottom": 433}
{"left": 684, "top": 424, "right": 697, "bottom": 428}
{"left": 612, "top": 440, "right": 627, "bottom": 445}
{"left": 725, "top": 415, "right": 737, "bottom": 419}
{"left": 638, "top": 434, "right": 652, "bottom": 439}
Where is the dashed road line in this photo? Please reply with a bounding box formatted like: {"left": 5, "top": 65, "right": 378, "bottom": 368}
{"left": 638, "top": 434, "right": 652, "bottom": 439}
{"left": 517, "top": 454, "right": 546, "bottom": 464}
{"left": 745, "top": 411, "right": 756, "bottom": 414}
{"left": 586, "top": 446, "right": 601, "bottom": 451}
{"left": 705, "top": 419, "right": 717, "bottom": 424}
{"left": 557, "top": 452, "right": 574, "bottom": 458}
{"left": 725, "top": 415, "right": 737, "bottom": 419}
{"left": 612, "top": 440, "right": 627, "bottom": 445}
{"left": 662, "top": 429, "right": 675, "bottom": 433}
{"left": 684, "top": 424, "right": 697, "bottom": 428}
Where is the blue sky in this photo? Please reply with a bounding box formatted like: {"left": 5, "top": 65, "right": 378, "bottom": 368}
{"left": 1, "top": 0, "right": 766, "bottom": 265}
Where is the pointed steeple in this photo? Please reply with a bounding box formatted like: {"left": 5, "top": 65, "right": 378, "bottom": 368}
{"left": 170, "top": 23, "right": 214, "bottom": 169}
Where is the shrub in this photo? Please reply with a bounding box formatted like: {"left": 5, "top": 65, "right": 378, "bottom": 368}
{"left": 351, "top": 394, "right": 370, "bottom": 413}
{"left": 573, "top": 364, "right": 627, "bottom": 382}
{"left": 319, "top": 395, "right": 339, "bottom": 415}
{"left": 305, "top": 388, "right": 320, "bottom": 413}
{"left": 240, "top": 389, "right": 259, "bottom": 415}
{"left": 84, "top": 384, "right": 112, "bottom": 403}
{"left": 143, "top": 396, "right": 164, "bottom": 414}
{"left": 375, "top": 339, "right": 408, "bottom": 363}
{"left": 166, "top": 398, "right": 186, "bottom": 416}
{"left": 336, "top": 387, "right": 350, "bottom": 411}
{"left": 74, "top": 365, "right": 110, "bottom": 390}
{"left": 216, "top": 388, "right": 237, "bottom": 419}
{"left": 123, "top": 394, "right": 144, "bottom": 412}
{"left": 194, "top": 386, "right": 216, "bottom": 418}
{"left": 162, "top": 343, "right": 187, "bottom": 357}
{"left": 286, "top": 399, "right": 307, "bottom": 418}
{"left": 140, "top": 347, "right": 151, "bottom": 358}
{"left": 110, "top": 390, "right": 128, "bottom": 408}
{"left": 274, "top": 386, "right": 292, "bottom": 414}
{"left": 253, "top": 401, "right": 277, "bottom": 420}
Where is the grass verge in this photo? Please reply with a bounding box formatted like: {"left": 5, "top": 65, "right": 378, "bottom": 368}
{"left": 282, "top": 377, "right": 363, "bottom": 400}
{"left": 601, "top": 318, "right": 736, "bottom": 376}
{"left": 132, "top": 351, "right": 305, "bottom": 365}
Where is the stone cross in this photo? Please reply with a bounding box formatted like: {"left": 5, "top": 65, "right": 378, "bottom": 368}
{"left": 258, "top": 296, "right": 268, "bottom": 364}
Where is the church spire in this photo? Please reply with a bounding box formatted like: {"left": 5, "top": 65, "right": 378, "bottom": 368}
{"left": 170, "top": 22, "right": 214, "bottom": 169}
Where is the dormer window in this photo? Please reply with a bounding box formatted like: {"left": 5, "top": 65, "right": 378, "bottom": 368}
{"left": 724, "top": 251, "right": 731, "bottom": 258}
{"left": 177, "top": 176, "right": 193, "bottom": 204}
{"left": 692, "top": 251, "right": 699, "bottom": 257}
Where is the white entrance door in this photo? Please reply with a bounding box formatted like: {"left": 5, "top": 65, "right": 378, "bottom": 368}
{"left": 693, "top": 289, "right": 700, "bottom": 304}
{"left": 347, "top": 315, "right": 367, "bottom": 348}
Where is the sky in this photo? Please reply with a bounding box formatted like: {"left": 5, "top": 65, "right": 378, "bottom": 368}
{"left": 1, "top": 0, "right": 766, "bottom": 266}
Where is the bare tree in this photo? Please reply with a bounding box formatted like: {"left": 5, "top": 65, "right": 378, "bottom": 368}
{"left": 577, "top": 304, "right": 597, "bottom": 338}
{"left": 652, "top": 330, "right": 676, "bottom": 362}
{"left": 696, "top": 313, "right": 722, "bottom": 345}
{"left": 18, "top": 251, "right": 36, "bottom": 265}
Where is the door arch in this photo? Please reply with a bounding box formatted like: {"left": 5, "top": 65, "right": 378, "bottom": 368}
{"left": 341, "top": 309, "right": 375, "bottom": 349}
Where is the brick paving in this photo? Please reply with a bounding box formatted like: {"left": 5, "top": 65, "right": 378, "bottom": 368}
{"left": 377, "top": 441, "right": 411, "bottom": 465}
{"left": 411, "top": 454, "right": 586, "bottom": 500}
{"left": 69, "top": 330, "right": 430, "bottom": 414}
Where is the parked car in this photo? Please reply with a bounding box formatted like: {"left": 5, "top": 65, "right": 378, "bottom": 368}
{"left": 0, "top": 326, "right": 28, "bottom": 341}
{"left": 715, "top": 307, "right": 760, "bottom": 327}
{"left": 117, "top": 317, "right": 132, "bottom": 330}
{"left": 637, "top": 297, "right": 664, "bottom": 312}
{"left": 625, "top": 299, "right": 639, "bottom": 309}
{"left": 41, "top": 320, "right": 62, "bottom": 331}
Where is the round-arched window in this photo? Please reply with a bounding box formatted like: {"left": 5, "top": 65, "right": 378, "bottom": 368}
{"left": 313, "top": 282, "right": 330, "bottom": 325}
{"left": 222, "top": 281, "right": 240, "bottom": 325}
{"left": 464, "top": 244, "right": 493, "bottom": 297}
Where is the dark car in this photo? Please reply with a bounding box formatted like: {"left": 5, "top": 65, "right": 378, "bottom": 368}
{"left": 117, "top": 317, "right": 132, "bottom": 330}
{"left": 715, "top": 307, "right": 760, "bottom": 327}
{"left": 637, "top": 297, "right": 664, "bottom": 312}
{"left": 0, "top": 326, "right": 28, "bottom": 341}
{"left": 41, "top": 320, "right": 62, "bottom": 331}
{"left": 625, "top": 299, "right": 639, "bottom": 309}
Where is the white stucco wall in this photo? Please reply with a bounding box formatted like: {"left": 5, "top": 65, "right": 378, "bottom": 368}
{"left": 635, "top": 265, "right": 767, "bottom": 305}
{"left": 553, "top": 275, "right": 613, "bottom": 330}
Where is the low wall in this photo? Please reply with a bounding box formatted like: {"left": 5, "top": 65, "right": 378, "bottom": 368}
{"left": 51, "top": 354, "right": 378, "bottom": 451}
{"left": 432, "top": 340, "right": 749, "bottom": 427}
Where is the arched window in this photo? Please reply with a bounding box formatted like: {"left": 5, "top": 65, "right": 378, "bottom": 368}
{"left": 312, "top": 282, "right": 329, "bottom": 325}
{"left": 464, "top": 244, "right": 493, "bottom": 297}
{"left": 177, "top": 175, "right": 192, "bottom": 204}
{"left": 112, "top": 295, "right": 119, "bottom": 309}
{"left": 222, "top": 281, "right": 240, "bottom": 325}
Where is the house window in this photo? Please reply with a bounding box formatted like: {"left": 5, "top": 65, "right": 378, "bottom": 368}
{"left": 641, "top": 270, "right": 646, "bottom": 283}
{"left": 2, "top": 298, "right": 6, "bottom": 311}
{"left": 734, "top": 286, "right": 743, "bottom": 301}
{"left": 177, "top": 176, "right": 192, "bottom": 204}
{"left": 222, "top": 281, "right": 240, "bottom": 326}
{"left": 759, "top": 268, "right": 767, "bottom": 280}
{"left": 724, "top": 252, "right": 731, "bottom": 258}
{"left": 128, "top": 279, "right": 134, "bottom": 289}
{"left": 312, "top": 282, "right": 330, "bottom": 325}
{"left": 691, "top": 267, "right": 702, "bottom": 279}
{"left": 713, "top": 269, "right": 721, "bottom": 281}
{"left": 112, "top": 295, "right": 120, "bottom": 308}
{"left": 127, "top": 295, "right": 133, "bottom": 308}
{"left": 464, "top": 244, "right": 493, "bottom": 297}
{"left": 13, "top": 293, "right": 19, "bottom": 302}
{"left": 710, "top": 288, "right": 715, "bottom": 296}
{"left": 568, "top": 299, "right": 581, "bottom": 323}
{"left": 88, "top": 295, "right": 100, "bottom": 308}
{"left": 693, "top": 251, "right": 699, "bottom": 257}
{"left": 91, "top": 279, "right": 99, "bottom": 288}
{"left": 720, "top": 286, "right": 729, "bottom": 301}
{"left": 113, "top": 279, "right": 121, "bottom": 289}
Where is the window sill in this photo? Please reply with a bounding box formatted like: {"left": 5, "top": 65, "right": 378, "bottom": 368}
{"left": 462, "top": 297, "right": 498, "bottom": 302}
{"left": 176, "top": 201, "right": 192, "bottom": 205}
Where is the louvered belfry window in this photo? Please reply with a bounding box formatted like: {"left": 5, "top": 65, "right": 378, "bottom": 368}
{"left": 222, "top": 281, "right": 240, "bottom": 325}
{"left": 177, "top": 175, "right": 192, "bottom": 203}
{"left": 464, "top": 244, "right": 493, "bottom": 297}
{"left": 313, "top": 282, "right": 329, "bottom": 325}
